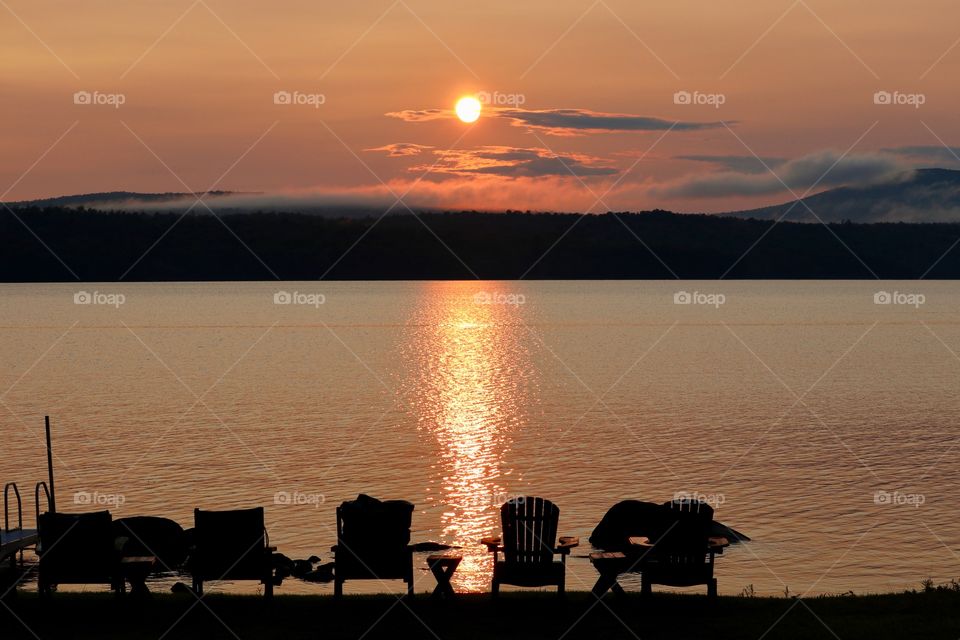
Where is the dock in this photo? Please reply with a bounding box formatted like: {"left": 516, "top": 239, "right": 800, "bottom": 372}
{"left": 1, "top": 529, "right": 38, "bottom": 563}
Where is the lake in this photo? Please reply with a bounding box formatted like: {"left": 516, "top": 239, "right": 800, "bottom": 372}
{"left": 1, "top": 280, "right": 957, "bottom": 596}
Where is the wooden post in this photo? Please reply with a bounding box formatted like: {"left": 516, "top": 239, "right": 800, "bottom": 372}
{"left": 45, "top": 416, "right": 56, "bottom": 514}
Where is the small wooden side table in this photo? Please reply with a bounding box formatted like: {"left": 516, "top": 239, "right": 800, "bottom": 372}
{"left": 427, "top": 554, "right": 462, "bottom": 599}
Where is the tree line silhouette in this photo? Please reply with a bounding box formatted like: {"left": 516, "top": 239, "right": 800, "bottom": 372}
{"left": 3, "top": 207, "right": 960, "bottom": 280}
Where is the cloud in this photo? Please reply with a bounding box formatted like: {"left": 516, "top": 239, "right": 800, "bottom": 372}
{"left": 496, "top": 108, "right": 728, "bottom": 136}
{"left": 73, "top": 179, "right": 609, "bottom": 214}
{"left": 385, "top": 109, "right": 450, "bottom": 122}
{"left": 654, "top": 150, "right": 910, "bottom": 198}
{"left": 386, "top": 107, "right": 728, "bottom": 136}
{"left": 882, "top": 145, "right": 960, "bottom": 165}
{"left": 675, "top": 154, "right": 787, "bottom": 174}
{"left": 412, "top": 146, "right": 618, "bottom": 178}
{"left": 365, "top": 142, "right": 434, "bottom": 157}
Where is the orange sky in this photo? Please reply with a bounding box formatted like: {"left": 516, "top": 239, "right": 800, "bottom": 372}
{"left": 2, "top": 0, "right": 959, "bottom": 212}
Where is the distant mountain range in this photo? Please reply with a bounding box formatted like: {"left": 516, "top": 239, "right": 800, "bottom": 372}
{"left": 722, "top": 168, "right": 960, "bottom": 223}
{"left": 5, "top": 191, "right": 244, "bottom": 209}
{"left": 3, "top": 190, "right": 403, "bottom": 218}
{"left": 7, "top": 168, "right": 960, "bottom": 223}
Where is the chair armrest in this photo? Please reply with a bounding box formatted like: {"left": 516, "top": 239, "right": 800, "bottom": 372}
{"left": 707, "top": 537, "right": 729, "bottom": 554}
{"left": 707, "top": 536, "right": 729, "bottom": 548}
{"left": 628, "top": 536, "right": 653, "bottom": 548}
{"left": 481, "top": 536, "right": 502, "bottom": 552}
{"left": 556, "top": 536, "right": 579, "bottom": 553}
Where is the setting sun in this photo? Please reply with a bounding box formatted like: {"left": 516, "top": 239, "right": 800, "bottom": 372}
{"left": 455, "top": 96, "right": 482, "bottom": 123}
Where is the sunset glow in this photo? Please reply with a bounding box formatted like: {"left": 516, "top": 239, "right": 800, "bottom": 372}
{"left": 3, "top": 2, "right": 958, "bottom": 213}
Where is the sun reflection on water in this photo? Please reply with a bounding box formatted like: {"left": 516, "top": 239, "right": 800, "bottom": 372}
{"left": 404, "top": 283, "right": 536, "bottom": 592}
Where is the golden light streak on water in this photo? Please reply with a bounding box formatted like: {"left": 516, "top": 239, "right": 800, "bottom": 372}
{"left": 403, "top": 282, "right": 535, "bottom": 592}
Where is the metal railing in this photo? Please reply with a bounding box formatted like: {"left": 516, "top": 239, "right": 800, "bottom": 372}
{"left": 4, "top": 482, "right": 23, "bottom": 534}
{"left": 34, "top": 481, "right": 51, "bottom": 530}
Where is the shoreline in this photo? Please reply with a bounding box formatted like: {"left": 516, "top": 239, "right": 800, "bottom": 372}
{"left": 2, "top": 590, "right": 958, "bottom": 639}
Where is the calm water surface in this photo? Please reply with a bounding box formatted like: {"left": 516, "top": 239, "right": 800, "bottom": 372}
{"left": 1, "top": 281, "right": 958, "bottom": 596}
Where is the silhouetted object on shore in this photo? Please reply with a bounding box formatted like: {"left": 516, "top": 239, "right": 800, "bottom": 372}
{"left": 427, "top": 554, "right": 462, "bottom": 599}
{"left": 191, "top": 507, "right": 281, "bottom": 598}
{"left": 483, "top": 496, "right": 579, "bottom": 597}
{"left": 2, "top": 420, "right": 52, "bottom": 585}
{"left": 302, "top": 562, "right": 335, "bottom": 583}
{"left": 638, "top": 499, "right": 724, "bottom": 598}
{"left": 44, "top": 417, "right": 56, "bottom": 513}
{"left": 592, "top": 500, "right": 728, "bottom": 598}
{"left": 2, "top": 483, "right": 38, "bottom": 572}
{"left": 589, "top": 501, "right": 666, "bottom": 551}
{"left": 333, "top": 494, "right": 415, "bottom": 597}
{"left": 272, "top": 552, "right": 347, "bottom": 584}
{"left": 589, "top": 499, "right": 749, "bottom": 550}
{"left": 37, "top": 510, "right": 118, "bottom": 596}
{"left": 115, "top": 516, "right": 187, "bottom": 571}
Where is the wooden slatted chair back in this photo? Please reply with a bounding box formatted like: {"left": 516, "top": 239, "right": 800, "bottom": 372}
{"left": 658, "top": 499, "right": 714, "bottom": 564}
{"left": 500, "top": 497, "right": 559, "bottom": 565}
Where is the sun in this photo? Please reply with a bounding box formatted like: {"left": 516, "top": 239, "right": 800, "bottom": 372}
{"left": 455, "top": 96, "right": 482, "bottom": 123}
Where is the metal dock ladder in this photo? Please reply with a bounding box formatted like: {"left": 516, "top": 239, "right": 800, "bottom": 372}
{"left": 2, "top": 482, "right": 39, "bottom": 569}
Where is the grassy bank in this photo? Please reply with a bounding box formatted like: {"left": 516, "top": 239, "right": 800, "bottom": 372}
{"left": 2, "top": 590, "right": 959, "bottom": 639}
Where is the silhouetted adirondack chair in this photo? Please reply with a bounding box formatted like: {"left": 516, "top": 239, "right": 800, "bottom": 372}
{"left": 482, "top": 497, "right": 578, "bottom": 596}
{"left": 333, "top": 495, "right": 415, "bottom": 597}
{"left": 191, "top": 507, "right": 280, "bottom": 598}
{"left": 637, "top": 499, "right": 725, "bottom": 598}
{"left": 37, "top": 510, "right": 119, "bottom": 595}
